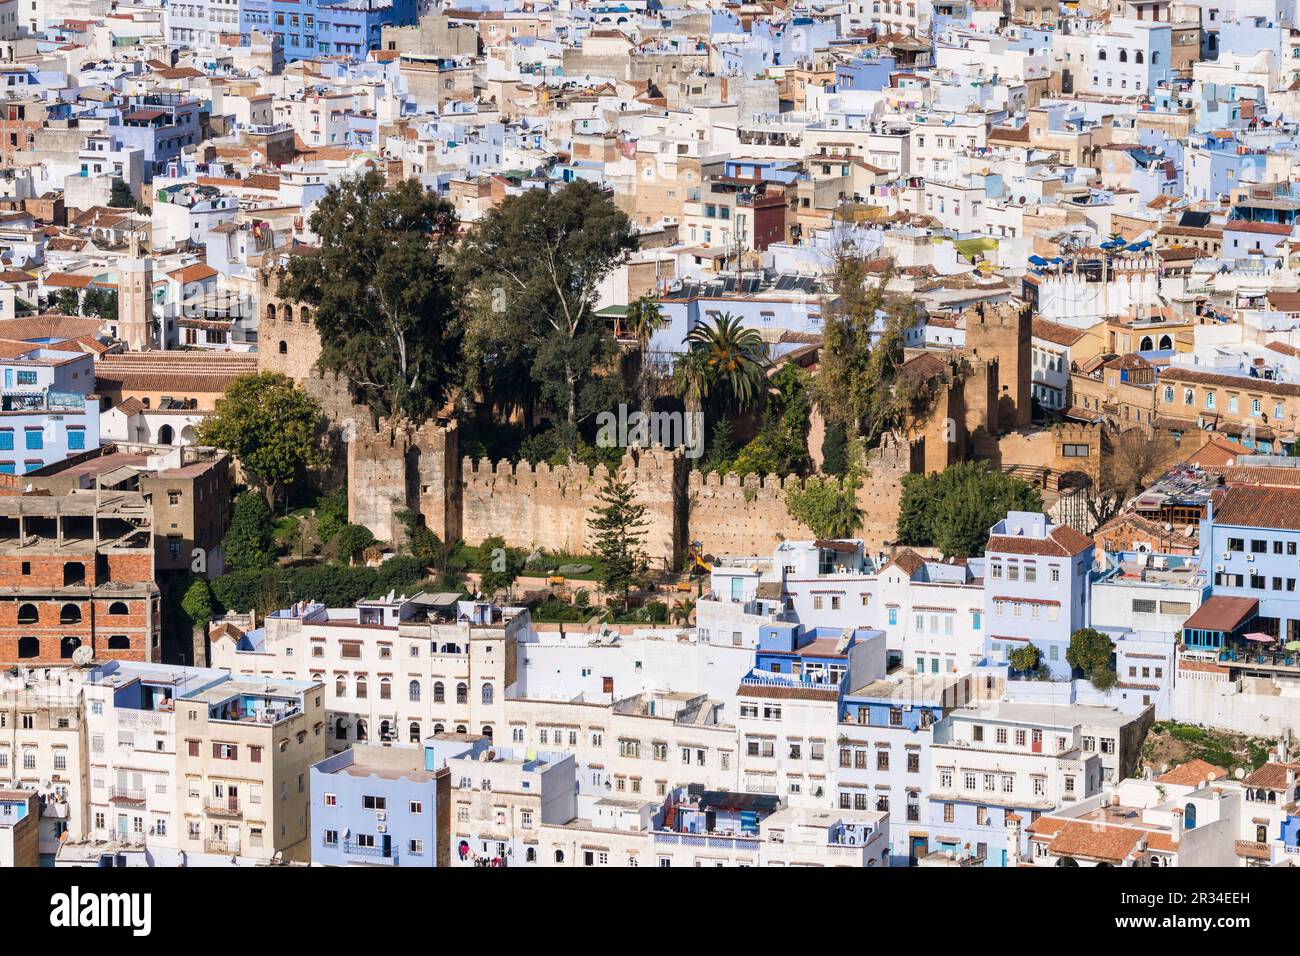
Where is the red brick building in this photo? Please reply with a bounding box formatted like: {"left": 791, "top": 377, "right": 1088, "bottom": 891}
{"left": 0, "top": 487, "right": 160, "bottom": 666}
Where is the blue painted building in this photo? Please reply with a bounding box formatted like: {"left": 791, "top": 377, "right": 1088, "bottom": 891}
{"left": 1198, "top": 485, "right": 1300, "bottom": 647}
{"left": 754, "top": 622, "right": 884, "bottom": 692}
{"left": 836, "top": 673, "right": 963, "bottom": 865}
{"left": 246, "top": 0, "right": 417, "bottom": 62}
{"left": 311, "top": 742, "right": 452, "bottom": 866}
{"left": 0, "top": 344, "right": 100, "bottom": 474}
{"left": 107, "top": 95, "right": 201, "bottom": 182}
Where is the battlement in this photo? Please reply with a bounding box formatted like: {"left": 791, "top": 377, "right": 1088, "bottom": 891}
{"left": 1052, "top": 421, "right": 1100, "bottom": 443}
{"left": 964, "top": 299, "right": 1032, "bottom": 328}
{"left": 686, "top": 469, "right": 855, "bottom": 494}
{"left": 462, "top": 445, "right": 681, "bottom": 487}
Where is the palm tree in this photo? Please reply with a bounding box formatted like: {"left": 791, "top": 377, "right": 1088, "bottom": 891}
{"left": 676, "top": 312, "right": 768, "bottom": 416}
{"left": 670, "top": 597, "right": 696, "bottom": 626}
{"left": 625, "top": 296, "right": 668, "bottom": 414}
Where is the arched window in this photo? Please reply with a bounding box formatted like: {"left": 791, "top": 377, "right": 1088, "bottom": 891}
{"left": 455, "top": 724, "right": 467, "bottom": 734}
{"left": 433, "top": 723, "right": 445, "bottom": 735}
{"left": 1184, "top": 803, "right": 1197, "bottom": 830}
{"left": 481, "top": 682, "right": 494, "bottom": 705}
{"left": 283, "top": 305, "right": 293, "bottom": 322}
{"left": 1151, "top": 50, "right": 1159, "bottom": 64}
{"left": 380, "top": 677, "right": 391, "bottom": 700}
{"left": 409, "top": 679, "right": 421, "bottom": 702}
{"left": 554, "top": 849, "right": 564, "bottom": 863}
{"left": 1159, "top": 335, "right": 1172, "bottom": 350}
{"left": 1136, "top": 50, "right": 1144, "bottom": 63}
{"left": 60, "top": 604, "right": 81, "bottom": 625}
{"left": 481, "top": 725, "right": 493, "bottom": 739}
{"left": 356, "top": 719, "right": 368, "bottom": 742}
{"left": 300, "top": 307, "right": 312, "bottom": 324}
{"left": 64, "top": 562, "right": 85, "bottom": 586}
{"left": 60, "top": 636, "right": 81, "bottom": 659}
{"left": 107, "top": 635, "right": 129, "bottom": 650}
{"left": 17, "top": 636, "right": 38, "bottom": 658}
{"left": 1098, "top": 49, "right": 1106, "bottom": 60}
{"left": 1139, "top": 336, "right": 1153, "bottom": 351}
{"left": 335, "top": 718, "right": 348, "bottom": 740}
{"left": 1257, "top": 824, "right": 1268, "bottom": 843}
{"left": 409, "top": 721, "right": 421, "bottom": 742}
{"left": 108, "top": 601, "right": 129, "bottom": 615}
{"left": 1163, "top": 386, "right": 1174, "bottom": 403}
{"left": 17, "top": 603, "right": 37, "bottom": 624}
{"left": 355, "top": 675, "right": 367, "bottom": 699}
{"left": 379, "top": 719, "right": 393, "bottom": 741}
{"left": 335, "top": 676, "right": 346, "bottom": 697}
{"left": 456, "top": 682, "right": 468, "bottom": 704}
{"left": 1119, "top": 49, "right": 1128, "bottom": 62}
{"left": 266, "top": 303, "right": 276, "bottom": 322}
{"left": 526, "top": 847, "right": 537, "bottom": 862}
{"left": 278, "top": 340, "right": 288, "bottom": 355}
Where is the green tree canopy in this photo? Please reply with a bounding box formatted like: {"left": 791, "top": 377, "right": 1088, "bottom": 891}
{"left": 813, "top": 254, "right": 928, "bottom": 444}
{"left": 280, "top": 171, "right": 462, "bottom": 422}
{"left": 179, "top": 576, "right": 214, "bottom": 628}
{"left": 196, "top": 372, "right": 324, "bottom": 510}
{"left": 108, "top": 178, "right": 135, "bottom": 209}
{"left": 588, "top": 471, "right": 649, "bottom": 611}
{"left": 223, "top": 492, "right": 276, "bottom": 572}
{"left": 821, "top": 420, "right": 849, "bottom": 477}
{"left": 335, "top": 524, "right": 377, "bottom": 565}
{"left": 1008, "top": 642, "right": 1043, "bottom": 676}
{"left": 896, "top": 462, "right": 1043, "bottom": 558}
{"left": 474, "top": 535, "right": 524, "bottom": 596}
{"left": 1067, "top": 627, "right": 1116, "bottom": 678}
{"left": 459, "top": 179, "right": 637, "bottom": 431}
{"left": 785, "top": 474, "right": 863, "bottom": 540}
{"left": 720, "top": 362, "right": 810, "bottom": 478}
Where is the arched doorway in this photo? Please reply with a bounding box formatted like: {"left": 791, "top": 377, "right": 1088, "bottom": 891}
{"left": 157, "top": 424, "right": 174, "bottom": 445}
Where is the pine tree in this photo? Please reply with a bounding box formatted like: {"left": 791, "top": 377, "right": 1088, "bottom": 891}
{"left": 588, "top": 472, "right": 649, "bottom": 612}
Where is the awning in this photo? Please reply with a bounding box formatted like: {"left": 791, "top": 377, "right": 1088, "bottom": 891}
{"left": 1242, "top": 632, "right": 1275, "bottom": 643}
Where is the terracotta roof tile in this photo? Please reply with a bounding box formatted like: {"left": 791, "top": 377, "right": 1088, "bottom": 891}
{"left": 1156, "top": 759, "right": 1228, "bottom": 786}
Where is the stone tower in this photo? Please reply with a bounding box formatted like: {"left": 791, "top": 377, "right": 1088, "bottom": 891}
{"left": 118, "top": 231, "right": 154, "bottom": 351}
{"left": 964, "top": 300, "right": 1033, "bottom": 432}
{"left": 255, "top": 258, "right": 322, "bottom": 383}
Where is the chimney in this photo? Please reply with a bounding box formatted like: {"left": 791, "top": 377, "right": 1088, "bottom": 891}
{"left": 1005, "top": 812, "right": 1022, "bottom": 864}
{"left": 1171, "top": 807, "right": 1183, "bottom": 841}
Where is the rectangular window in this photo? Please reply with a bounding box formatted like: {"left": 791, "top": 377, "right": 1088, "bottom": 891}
{"left": 67, "top": 428, "right": 85, "bottom": 450}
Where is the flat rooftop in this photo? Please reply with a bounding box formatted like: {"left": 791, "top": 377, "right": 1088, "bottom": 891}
{"left": 948, "top": 700, "right": 1136, "bottom": 729}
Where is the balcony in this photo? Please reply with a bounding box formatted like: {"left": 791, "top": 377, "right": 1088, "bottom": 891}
{"left": 203, "top": 838, "right": 243, "bottom": 854}
{"left": 108, "top": 787, "right": 146, "bottom": 805}
{"left": 205, "top": 796, "right": 242, "bottom": 817}
{"left": 342, "top": 841, "right": 399, "bottom": 864}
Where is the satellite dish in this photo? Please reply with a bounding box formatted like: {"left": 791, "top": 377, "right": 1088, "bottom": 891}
{"left": 72, "top": 646, "right": 94, "bottom": 666}
{"left": 1234, "top": 767, "right": 1246, "bottom": 780}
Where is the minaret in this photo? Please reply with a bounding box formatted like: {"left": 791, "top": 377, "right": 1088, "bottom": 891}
{"left": 119, "top": 230, "right": 154, "bottom": 351}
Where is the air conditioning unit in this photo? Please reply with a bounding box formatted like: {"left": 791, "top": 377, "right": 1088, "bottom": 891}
{"left": 1247, "top": 555, "right": 1255, "bottom": 562}
{"left": 1222, "top": 552, "right": 1231, "bottom": 560}
{"left": 376, "top": 811, "right": 387, "bottom": 821}
{"left": 377, "top": 823, "right": 387, "bottom": 833}
{"left": 1215, "top": 565, "right": 1224, "bottom": 572}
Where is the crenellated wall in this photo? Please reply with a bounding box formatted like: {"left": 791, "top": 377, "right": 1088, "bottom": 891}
{"left": 349, "top": 418, "right": 461, "bottom": 547}
{"left": 460, "top": 447, "right": 685, "bottom": 566}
